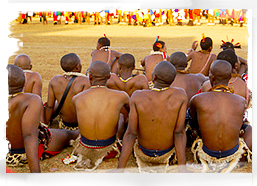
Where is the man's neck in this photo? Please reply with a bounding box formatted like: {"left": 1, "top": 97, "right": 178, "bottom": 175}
{"left": 120, "top": 69, "right": 133, "bottom": 80}
{"left": 90, "top": 80, "right": 107, "bottom": 87}
{"left": 153, "top": 81, "right": 170, "bottom": 89}
{"left": 9, "top": 87, "right": 24, "bottom": 95}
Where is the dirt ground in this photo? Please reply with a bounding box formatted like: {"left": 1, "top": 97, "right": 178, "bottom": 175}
{"left": 7, "top": 16, "right": 251, "bottom": 173}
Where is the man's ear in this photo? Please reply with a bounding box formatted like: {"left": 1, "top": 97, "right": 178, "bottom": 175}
{"left": 89, "top": 73, "right": 92, "bottom": 81}
{"left": 152, "top": 73, "right": 157, "bottom": 82}
{"left": 29, "top": 64, "right": 32, "bottom": 70}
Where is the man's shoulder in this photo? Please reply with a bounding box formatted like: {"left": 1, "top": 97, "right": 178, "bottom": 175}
{"left": 20, "top": 93, "right": 41, "bottom": 104}
{"left": 169, "top": 87, "right": 187, "bottom": 98}
{"left": 133, "top": 74, "right": 148, "bottom": 81}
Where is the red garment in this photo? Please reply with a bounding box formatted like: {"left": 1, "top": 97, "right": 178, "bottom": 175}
{"left": 6, "top": 167, "right": 15, "bottom": 173}
{"left": 193, "top": 9, "right": 201, "bottom": 16}
{"left": 196, "top": 88, "right": 202, "bottom": 94}
{"left": 189, "top": 10, "right": 193, "bottom": 19}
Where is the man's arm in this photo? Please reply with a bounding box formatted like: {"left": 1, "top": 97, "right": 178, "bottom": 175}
{"left": 44, "top": 81, "right": 56, "bottom": 124}
{"left": 173, "top": 92, "right": 187, "bottom": 172}
{"left": 117, "top": 94, "right": 138, "bottom": 170}
{"left": 22, "top": 96, "right": 42, "bottom": 173}
{"left": 186, "top": 41, "right": 198, "bottom": 58}
{"left": 141, "top": 57, "right": 146, "bottom": 67}
{"left": 138, "top": 75, "right": 149, "bottom": 90}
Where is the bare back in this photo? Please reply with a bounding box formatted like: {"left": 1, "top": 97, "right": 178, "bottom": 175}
{"left": 170, "top": 73, "right": 206, "bottom": 105}
{"left": 73, "top": 88, "right": 129, "bottom": 140}
{"left": 190, "top": 92, "right": 245, "bottom": 151}
{"left": 201, "top": 78, "right": 247, "bottom": 99}
{"left": 7, "top": 93, "right": 42, "bottom": 149}
{"left": 91, "top": 50, "right": 122, "bottom": 65}
{"left": 141, "top": 55, "right": 165, "bottom": 81}
{"left": 47, "top": 75, "right": 90, "bottom": 123}
{"left": 132, "top": 88, "right": 187, "bottom": 150}
{"left": 188, "top": 51, "right": 217, "bottom": 76}
{"left": 107, "top": 74, "right": 149, "bottom": 97}
{"left": 23, "top": 71, "right": 42, "bottom": 97}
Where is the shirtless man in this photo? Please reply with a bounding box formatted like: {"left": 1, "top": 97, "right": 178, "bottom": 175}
{"left": 187, "top": 37, "right": 217, "bottom": 76}
{"left": 189, "top": 60, "right": 252, "bottom": 173}
{"left": 6, "top": 65, "right": 79, "bottom": 173}
{"left": 201, "top": 50, "right": 249, "bottom": 105}
{"left": 107, "top": 53, "right": 149, "bottom": 97}
{"left": 44, "top": 53, "right": 90, "bottom": 130}
{"left": 117, "top": 61, "right": 187, "bottom": 173}
{"left": 72, "top": 61, "right": 129, "bottom": 171}
{"left": 169, "top": 51, "right": 206, "bottom": 106}
{"left": 141, "top": 40, "right": 169, "bottom": 86}
{"left": 221, "top": 41, "right": 248, "bottom": 75}
{"left": 14, "top": 54, "right": 42, "bottom": 97}
{"left": 90, "top": 36, "right": 123, "bottom": 74}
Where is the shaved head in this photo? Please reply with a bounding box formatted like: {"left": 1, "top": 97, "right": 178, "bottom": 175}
{"left": 118, "top": 53, "right": 135, "bottom": 69}
{"left": 209, "top": 60, "right": 232, "bottom": 86}
{"left": 169, "top": 52, "right": 187, "bottom": 69}
{"left": 217, "top": 50, "right": 238, "bottom": 68}
{"left": 152, "top": 61, "right": 177, "bottom": 85}
{"left": 60, "top": 53, "right": 81, "bottom": 72}
{"left": 14, "top": 54, "right": 31, "bottom": 70}
{"left": 89, "top": 61, "right": 111, "bottom": 80}
{"left": 7, "top": 64, "right": 25, "bottom": 93}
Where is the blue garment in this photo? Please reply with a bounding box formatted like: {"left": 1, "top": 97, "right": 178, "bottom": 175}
{"left": 62, "top": 120, "right": 78, "bottom": 128}
{"left": 139, "top": 144, "right": 174, "bottom": 157}
{"left": 9, "top": 148, "right": 25, "bottom": 154}
{"left": 203, "top": 143, "right": 239, "bottom": 158}
{"left": 80, "top": 134, "right": 116, "bottom": 147}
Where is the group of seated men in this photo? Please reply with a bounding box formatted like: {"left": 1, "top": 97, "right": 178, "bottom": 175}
{"left": 6, "top": 35, "right": 252, "bottom": 173}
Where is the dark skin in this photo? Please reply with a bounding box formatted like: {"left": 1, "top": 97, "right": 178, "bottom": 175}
{"left": 169, "top": 52, "right": 206, "bottom": 107}
{"left": 187, "top": 41, "right": 217, "bottom": 76}
{"left": 14, "top": 54, "right": 43, "bottom": 97}
{"left": 72, "top": 61, "right": 129, "bottom": 141}
{"left": 117, "top": 61, "right": 187, "bottom": 172}
{"left": 7, "top": 65, "right": 80, "bottom": 173}
{"left": 189, "top": 60, "right": 248, "bottom": 152}
{"left": 90, "top": 41, "right": 123, "bottom": 66}
{"left": 141, "top": 44, "right": 169, "bottom": 82}
{"left": 44, "top": 58, "right": 90, "bottom": 124}
{"left": 107, "top": 55, "right": 149, "bottom": 97}
{"left": 201, "top": 61, "right": 248, "bottom": 103}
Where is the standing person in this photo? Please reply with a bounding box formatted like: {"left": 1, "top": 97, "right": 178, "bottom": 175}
{"left": 141, "top": 38, "right": 169, "bottom": 88}
{"left": 116, "top": 61, "right": 188, "bottom": 173}
{"left": 71, "top": 61, "right": 129, "bottom": 171}
{"left": 189, "top": 60, "right": 252, "bottom": 173}
{"left": 44, "top": 53, "right": 90, "bottom": 130}
{"left": 6, "top": 65, "right": 79, "bottom": 173}
{"left": 42, "top": 11, "right": 48, "bottom": 25}
{"left": 169, "top": 52, "right": 206, "bottom": 107}
{"left": 90, "top": 36, "right": 123, "bottom": 74}
{"left": 14, "top": 54, "right": 43, "bottom": 97}
{"left": 187, "top": 35, "right": 217, "bottom": 76}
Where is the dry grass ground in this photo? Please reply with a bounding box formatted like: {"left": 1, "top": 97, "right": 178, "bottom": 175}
{"left": 7, "top": 17, "right": 251, "bottom": 173}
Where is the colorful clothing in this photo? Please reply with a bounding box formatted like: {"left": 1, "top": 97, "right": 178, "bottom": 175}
{"left": 59, "top": 119, "right": 78, "bottom": 131}
{"left": 191, "top": 138, "right": 252, "bottom": 173}
{"left": 6, "top": 124, "right": 62, "bottom": 166}
{"left": 71, "top": 135, "right": 120, "bottom": 171}
{"left": 134, "top": 140, "right": 177, "bottom": 173}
